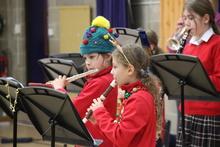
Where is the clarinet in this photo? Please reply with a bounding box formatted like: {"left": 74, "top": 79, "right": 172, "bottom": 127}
{"left": 177, "top": 29, "right": 190, "bottom": 54}
{"left": 82, "top": 80, "right": 117, "bottom": 123}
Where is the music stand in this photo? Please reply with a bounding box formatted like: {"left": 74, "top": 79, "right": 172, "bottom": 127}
{"left": 0, "top": 77, "right": 24, "bottom": 147}
{"left": 38, "top": 58, "right": 84, "bottom": 92}
{"left": 50, "top": 53, "right": 85, "bottom": 74}
{"left": 113, "top": 27, "right": 150, "bottom": 48}
{"left": 18, "top": 86, "right": 101, "bottom": 147}
{"left": 151, "top": 54, "right": 220, "bottom": 146}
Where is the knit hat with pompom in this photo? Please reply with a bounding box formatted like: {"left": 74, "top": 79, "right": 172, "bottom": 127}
{"left": 80, "top": 16, "right": 116, "bottom": 55}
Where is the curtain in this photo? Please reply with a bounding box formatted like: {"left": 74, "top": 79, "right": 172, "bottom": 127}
{"left": 25, "top": 0, "right": 48, "bottom": 83}
{"left": 96, "top": 0, "right": 131, "bottom": 27}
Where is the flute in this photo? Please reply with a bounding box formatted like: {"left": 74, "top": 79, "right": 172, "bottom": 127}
{"left": 29, "top": 69, "right": 98, "bottom": 88}
{"left": 66, "top": 69, "right": 98, "bottom": 83}
{"left": 82, "top": 80, "right": 117, "bottom": 123}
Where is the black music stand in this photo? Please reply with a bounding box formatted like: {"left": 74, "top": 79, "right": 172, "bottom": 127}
{"left": 18, "top": 86, "right": 101, "bottom": 147}
{"left": 0, "top": 77, "right": 24, "bottom": 147}
{"left": 38, "top": 58, "right": 85, "bottom": 92}
{"left": 113, "top": 27, "right": 150, "bottom": 48}
{"left": 50, "top": 53, "right": 85, "bottom": 74}
{"left": 151, "top": 54, "right": 220, "bottom": 146}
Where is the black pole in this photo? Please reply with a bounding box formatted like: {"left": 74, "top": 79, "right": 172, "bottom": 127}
{"left": 179, "top": 80, "right": 186, "bottom": 147}
{"left": 51, "top": 119, "right": 55, "bottom": 147}
{"left": 13, "top": 109, "right": 17, "bottom": 147}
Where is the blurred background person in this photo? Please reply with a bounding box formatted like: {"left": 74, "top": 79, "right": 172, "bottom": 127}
{"left": 146, "top": 29, "right": 164, "bottom": 55}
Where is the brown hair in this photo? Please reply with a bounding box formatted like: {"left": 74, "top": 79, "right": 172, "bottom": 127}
{"left": 112, "top": 44, "right": 163, "bottom": 136}
{"left": 99, "top": 53, "right": 113, "bottom": 66}
{"left": 147, "top": 29, "right": 159, "bottom": 46}
{"left": 184, "top": 0, "right": 220, "bottom": 34}
{"left": 146, "top": 29, "right": 164, "bottom": 55}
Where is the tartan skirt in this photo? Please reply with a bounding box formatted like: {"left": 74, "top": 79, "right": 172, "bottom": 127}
{"left": 176, "top": 115, "right": 220, "bottom": 147}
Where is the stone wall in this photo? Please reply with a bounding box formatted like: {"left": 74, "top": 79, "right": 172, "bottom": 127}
{"left": 0, "top": 0, "right": 26, "bottom": 83}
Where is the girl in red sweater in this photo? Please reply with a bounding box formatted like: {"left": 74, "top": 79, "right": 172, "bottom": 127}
{"left": 87, "top": 44, "right": 161, "bottom": 147}
{"left": 176, "top": 0, "right": 220, "bottom": 146}
{"left": 51, "top": 16, "right": 118, "bottom": 147}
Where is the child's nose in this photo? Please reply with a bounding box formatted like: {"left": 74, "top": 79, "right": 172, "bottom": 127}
{"left": 85, "top": 60, "right": 90, "bottom": 65}
{"left": 110, "top": 69, "right": 114, "bottom": 74}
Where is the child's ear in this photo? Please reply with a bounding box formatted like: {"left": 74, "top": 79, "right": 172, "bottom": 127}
{"left": 104, "top": 53, "right": 112, "bottom": 63}
{"left": 203, "top": 14, "right": 210, "bottom": 24}
{"left": 106, "top": 53, "right": 112, "bottom": 60}
{"left": 127, "top": 64, "right": 135, "bottom": 75}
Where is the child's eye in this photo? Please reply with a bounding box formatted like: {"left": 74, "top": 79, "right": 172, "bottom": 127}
{"left": 90, "top": 56, "right": 96, "bottom": 59}
{"left": 88, "top": 54, "right": 99, "bottom": 60}
{"left": 182, "top": 16, "right": 187, "bottom": 21}
{"left": 85, "top": 56, "right": 94, "bottom": 60}
{"left": 188, "top": 15, "right": 194, "bottom": 20}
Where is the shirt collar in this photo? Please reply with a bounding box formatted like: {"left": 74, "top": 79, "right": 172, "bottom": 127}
{"left": 120, "top": 80, "right": 145, "bottom": 92}
{"left": 189, "top": 27, "right": 214, "bottom": 45}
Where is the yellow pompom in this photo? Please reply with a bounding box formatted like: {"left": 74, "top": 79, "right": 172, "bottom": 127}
{"left": 103, "top": 34, "right": 109, "bottom": 40}
{"left": 91, "top": 16, "right": 110, "bottom": 29}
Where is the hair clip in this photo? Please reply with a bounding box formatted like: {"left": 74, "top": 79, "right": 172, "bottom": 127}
{"left": 108, "top": 33, "right": 131, "bottom": 65}
{"left": 140, "top": 69, "right": 149, "bottom": 78}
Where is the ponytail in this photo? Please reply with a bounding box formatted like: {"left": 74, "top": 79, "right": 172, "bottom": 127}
{"left": 141, "top": 72, "right": 164, "bottom": 139}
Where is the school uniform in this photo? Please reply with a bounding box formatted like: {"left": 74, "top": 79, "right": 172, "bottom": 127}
{"left": 93, "top": 80, "right": 156, "bottom": 147}
{"left": 176, "top": 28, "right": 220, "bottom": 147}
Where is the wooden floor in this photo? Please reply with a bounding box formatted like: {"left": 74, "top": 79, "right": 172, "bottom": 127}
{"left": 0, "top": 112, "right": 71, "bottom": 147}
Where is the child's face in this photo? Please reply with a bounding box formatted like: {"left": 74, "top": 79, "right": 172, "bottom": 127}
{"left": 111, "top": 57, "right": 130, "bottom": 86}
{"left": 83, "top": 53, "right": 107, "bottom": 71}
{"left": 183, "top": 9, "right": 210, "bottom": 38}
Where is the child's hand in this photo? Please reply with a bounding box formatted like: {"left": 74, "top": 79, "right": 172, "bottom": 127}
{"left": 86, "top": 98, "right": 104, "bottom": 124}
{"left": 90, "top": 98, "right": 104, "bottom": 111}
{"left": 50, "top": 75, "right": 67, "bottom": 90}
{"left": 87, "top": 98, "right": 103, "bottom": 124}
{"left": 176, "top": 17, "right": 184, "bottom": 31}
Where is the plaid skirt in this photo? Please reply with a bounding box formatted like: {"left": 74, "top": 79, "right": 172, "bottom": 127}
{"left": 176, "top": 115, "right": 220, "bottom": 147}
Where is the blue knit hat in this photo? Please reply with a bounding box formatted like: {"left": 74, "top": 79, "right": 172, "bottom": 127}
{"left": 80, "top": 16, "right": 116, "bottom": 55}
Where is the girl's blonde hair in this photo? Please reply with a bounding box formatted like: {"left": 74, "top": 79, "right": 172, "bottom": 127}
{"left": 112, "top": 44, "right": 163, "bottom": 137}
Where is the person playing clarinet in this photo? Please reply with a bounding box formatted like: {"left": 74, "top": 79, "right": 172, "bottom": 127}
{"left": 176, "top": 0, "right": 220, "bottom": 146}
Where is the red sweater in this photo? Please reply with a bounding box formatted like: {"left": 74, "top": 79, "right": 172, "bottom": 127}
{"left": 72, "top": 66, "right": 117, "bottom": 147}
{"left": 182, "top": 34, "right": 220, "bottom": 115}
{"left": 93, "top": 80, "right": 156, "bottom": 147}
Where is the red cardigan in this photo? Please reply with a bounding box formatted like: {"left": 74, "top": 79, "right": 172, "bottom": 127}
{"left": 75, "top": 66, "right": 117, "bottom": 147}
{"left": 93, "top": 80, "right": 156, "bottom": 147}
{"left": 182, "top": 34, "right": 220, "bottom": 115}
